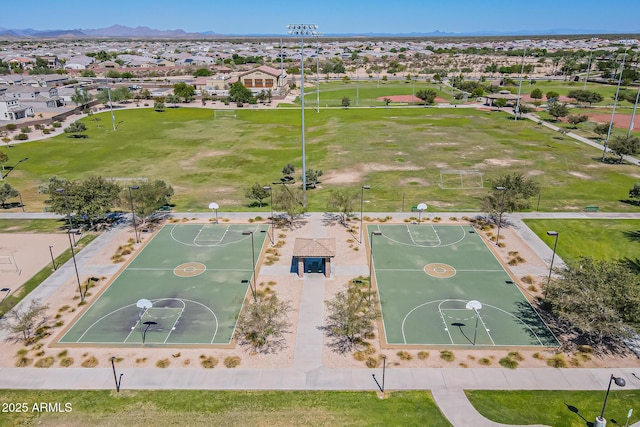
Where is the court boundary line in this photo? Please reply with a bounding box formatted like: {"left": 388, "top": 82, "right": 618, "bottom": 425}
{"left": 67, "top": 297, "right": 220, "bottom": 345}
{"left": 169, "top": 224, "right": 262, "bottom": 248}
{"left": 373, "top": 224, "right": 469, "bottom": 248}
{"left": 406, "top": 224, "right": 441, "bottom": 246}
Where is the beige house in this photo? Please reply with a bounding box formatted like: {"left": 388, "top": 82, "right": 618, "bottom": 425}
{"left": 237, "top": 65, "right": 287, "bottom": 94}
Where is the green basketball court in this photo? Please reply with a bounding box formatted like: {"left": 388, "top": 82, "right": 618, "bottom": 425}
{"left": 368, "top": 224, "right": 559, "bottom": 348}
{"left": 59, "top": 223, "right": 268, "bottom": 346}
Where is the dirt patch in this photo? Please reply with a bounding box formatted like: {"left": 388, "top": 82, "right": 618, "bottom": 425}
{"left": 477, "top": 158, "right": 530, "bottom": 167}
{"left": 376, "top": 95, "right": 448, "bottom": 103}
{"left": 588, "top": 113, "right": 637, "bottom": 130}
{"left": 527, "top": 170, "right": 545, "bottom": 176}
{"left": 322, "top": 171, "right": 363, "bottom": 185}
{"left": 568, "top": 171, "right": 593, "bottom": 180}
{"left": 399, "top": 178, "right": 429, "bottom": 186}
{"left": 361, "top": 163, "right": 423, "bottom": 172}
{"left": 179, "top": 150, "right": 228, "bottom": 169}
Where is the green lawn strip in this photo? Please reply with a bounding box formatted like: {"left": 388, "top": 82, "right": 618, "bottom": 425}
{"left": 5, "top": 107, "right": 640, "bottom": 213}
{"left": 467, "top": 390, "right": 640, "bottom": 427}
{"left": 0, "top": 219, "right": 66, "bottom": 233}
{"left": 0, "top": 390, "right": 450, "bottom": 427}
{"left": 0, "top": 233, "right": 97, "bottom": 317}
{"left": 523, "top": 219, "right": 640, "bottom": 264}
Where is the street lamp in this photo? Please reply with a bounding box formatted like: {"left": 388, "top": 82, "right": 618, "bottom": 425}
{"left": 106, "top": 84, "right": 116, "bottom": 131}
{"left": 595, "top": 374, "right": 626, "bottom": 427}
{"left": 314, "top": 34, "right": 323, "bottom": 113}
{"left": 602, "top": 50, "right": 627, "bottom": 162}
{"left": 627, "top": 83, "right": 640, "bottom": 138}
{"left": 546, "top": 231, "right": 559, "bottom": 286}
{"left": 514, "top": 46, "right": 527, "bottom": 121}
{"left": 1, "top": 157, "right": 28, "bottom": 180}
{"left": 495, "top": 186, "right": 506, "bottom": 246}
{"left": 18, "top": 192, "right": 24, "bottom": 212}
{"left": 109, "top": 356, "right": 123, "bottom": 393}
{"left": 128, "top": 185, "right": 139, "bottom": 243}
{"left": 360, "top": 185, "right": 370, "bottom": 243}
{"left": 263, "top": 186, "right": 274, "bottom": 245}
{"left": 56, "top": 188, "right": 83, "bottom": 302}
{"left": 287, "top": 24, "right": 320, "bottom": 208}
{"left": 48, "top": 245, "right": 57, "bottom": 270}
{"left": 242, "top": 231, "right": 257, "bottom": 302}
{"left": 369, "top": 231, "right": 382, "bottom": 301}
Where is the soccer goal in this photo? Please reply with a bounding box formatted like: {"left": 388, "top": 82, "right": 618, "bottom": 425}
{"left": 214, "top": 110, "right": 237, "bottom": 119}
{"left": 439, "top": 170, "right": 484, "bottom": 189}
{"left": 0, "top": 255, "right": 20, "bottom": 274}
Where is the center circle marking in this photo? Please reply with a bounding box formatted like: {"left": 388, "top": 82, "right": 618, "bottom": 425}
{"left": 424, "top": 263, "right": 456, "bottom": 279}
{"left": 174, "top": 262, "right": 207, "bottom": 278}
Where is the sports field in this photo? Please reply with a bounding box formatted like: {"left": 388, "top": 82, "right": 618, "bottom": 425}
{"left": 59, "top": 223, "right": 268, "bottom": 346}
{"left": 368, "top": 224, "right": 558, "bottom": 347}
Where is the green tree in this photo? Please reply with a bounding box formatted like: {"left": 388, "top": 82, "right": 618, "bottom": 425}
{"left": 0, "top": 150, "right": 7, "bottom": 172}
{"left": 125, "top": 180, "right": 174, "bottom": 222}
{"left": 193, "top": 68, "right": 212, "bottom": 77}
{"left": 416, "top": 89, "right": 437, "bottom": 104}
{"left": 281, "top": 163, "right": 295, "bottom": 182}
{"left": 140, "top": 88, "right": 152, "bottom": 100}
{"left": 567, "top": 114, "right": 588, "bottom": 128}
{"left": 493, "top": 98, "right": 507, "bottom": 109}
{"left": 544, "top": 257, "right": 640, "bottom": 346}
{"left": 235, "top": 294, "right": 292, "bottom": 353}
{"left": 305, "top": 169, "right": 323, "bottom": 189}
{"left": 629, "top": 183, "right": 640, "bottom": 205}
{"left": 530, "top": 88, "right": 543, "bottom": 100}
{"left": 567, "top": 89, "right": 603, "bottom": 107}
{"left": 471, "top": 87, "right": 484, "bottom": 98}
{"left": 608, "top": 135, "right": 640, "bottom": 163}
{"left": 63, "top": 121, "right": 88, "bottom": 138}
{"left": 1, "top": 299, "right": 49, "bottom": 344}
{"left": 341, "top": 96, "right": 351, "bottom": 108}
{"left": 165, "top": 94, "right": 181, "bottom": 107}
{"left": 593, "top": 123, "right": 610, "bottom": 139}
{"left": 0, "top": 181, "right": 19, "bottom": 207}
{"left": 326, "top": 189, "right": 358, "bottom": 225}
{"left": 482, "top": 173, "right": 540, "bottom": 220}
{"left": 545, "top": 91, "right": 560, "bottom": 101}
{"left": 547, "top": 102, "right": 569, "bottom": 120}
{"left": 319, "top": 283, "right": 381, "bottom": 354}
{"left": 81, "top": 69, "right": 96, "bottom": 77}
{"left": 112, "top": 87, "right": 132, "bottom": 103}
{"left": 70, "top": 87, "right": 92, "bottom": 111}
{"left": 245, "top": 182, "right": 270, "bottom": 207}
{"left": 173, "top": 82, "right": 195, "bottom": 101}
{"left": 228, "top": 81, "right": 253, "bottom": 104}
{"left": 273, "top": 185, "right": 304, "bottom": 224}
{"left": 154, "top": 101, "right": 165, "bottom": 112}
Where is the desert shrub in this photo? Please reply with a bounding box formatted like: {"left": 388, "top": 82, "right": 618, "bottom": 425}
{"left": 224, "top": 356, "right": 241, "bottom": 368}
{"left": 183, "top": 359, "right": 191, "bottom": 366}
{"left": 60, "top": 357, "right": 74, "bottom": 367}
{"left": 521, "top": 275, "right": 534, "bottom": 284}
{"left": 58, "top": 305, "right": 70, "bottom": 312}
{"left": 81, "top": 356, "right": 99, "bottom": 367}
{"left": 577, "top": 345, "right": 594, "bottom": 354}
{"left": 459, "top": 362, "right": 468, "bottom": 368}
{"left": 532, "top": 352, "right": 544, "bottom": 360}
{"left": 14, "top": 133, "right": 28, "bottom": 141}
{"left": 417, "top": 351, "right": 429, "bottom": 360}
{"left": 201, "top": 356, "right": 218, "bottom": 368}
{"left": 34, "top": 351, "right": 45, "bottom": 357}
{"left": 353, "top": 351, "right": 367, "bottom": 361}
{"left": 15, "top": 356, "right": 33, "bottom": 367}
{"left": 52, "top": 121, "right": 61, "bottom": 128}
{"left": 527, "top": 285, "right": 538, "bottom": 292}
{"left": 35, "top": 356, "right": 55, "bottom": 368}
{"left": 16, "top": 348, "right": 28, "bottom": 356}
{"left": 57, "top": 350, "right": 68, "bottom": 358}
{"left": 478, "top": 357, "right": 492, "bottom": 366}
{"left": 135, "top": 358, "right": 147, "bottom": 364}
{"left": 156, "top": 358, "right": 170, "bottom": 368}
{"left": 366, "top": 357, "right": 380, "bottom": 368}
{"left": 440, "top": 350, "right": 455, "bottom": 362}
{"left": 499, "top": 357, "right": 519, "bottom": 369}
{"left": 172, "top": 352, "right": 181, "bottom": 358}
{"left": 20, "top": 126, "right": 31, "bottom": 133}
{"left": 396, "top": 351, "right": 413, "bottom": 360}
{"left": 508, "top": 351, "right": 524, "bottom": 361}
{"left": 6, "top": 124, "right": 17, "bottom": 131}
{"left": 547, "top": 353, "right": 568, "bottom": 368}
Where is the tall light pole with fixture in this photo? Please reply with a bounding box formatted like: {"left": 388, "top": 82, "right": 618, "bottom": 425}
{"left": 1, "top": 157, "right": 29, "bottom": 180}
{"left": 369, "top": 231, "right": 382, "bottom": 301}
{"left": 583, "top": 48, "right": 593, "bottom": 90}
{"left": 242, "top": 231, "right": 257, "bottom": 302}
{"left": 495, "top": 186, "right": 506, "bottom": 245}
{"left": 263, "top": 186, "right": 274, "bottom": 245}
{"left": 109, "top": 356, "right": 123, "bottom": 393}
{"left": 627, "top": 83, "right": 640, "bottom": 138}
{"left": 106, "top": 84, "right": 116, "bottom": 131}
{"left": 314, "top": 34, "right": 323, "bottom": 113}
{"left": 56, "top": 188, "right": 84, "bottom": 303}
{"left": 287, "top": 24, "right": 320, "bottom": 208}
{"left": 360, "top": 185, "right": 370, "bottom": 243}
{"left": 48, "top": 245, "right": 57, "bottom": 270}
{"left": 128, "top": 185, "right": 139, "bottom": 243}
{"left": 546, "top": 231, "right": 559, "bottom": 286}
{"left": 514, "top": 46, "right": 527, "bottom": 121}
{"left": 602, "top": 50, "right": 627, "bottom": 162}
{"left": 595, "top": 374, "right": 626, "bottom": 427}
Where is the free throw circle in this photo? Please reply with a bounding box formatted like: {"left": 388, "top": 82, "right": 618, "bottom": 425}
{"left": 174, "top": 262, "right": 207, "bottom": 278}
{"left": 424, "top": 263, "right": 456, "bottom": 279}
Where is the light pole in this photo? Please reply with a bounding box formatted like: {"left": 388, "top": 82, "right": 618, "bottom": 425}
{"left": 109, "top": 356, "right": 123, "bottom": 392}
{"left": 56, "top": 188, "right": 83, "bottom": 302}
{"left": 495, "top": 186, "right": 506, "bottom": 246}
{"left": 546, "top": 231, "right": 559, "bottom": 286}
{"left": 369, "top": 231, "right": 382, "bottom": 301}
{"left": 360, "top": 185, "right": 370, "bottom": 243}
{"left": 106, "top": 84, "right": 116, "bottom": 131}
{"left": 314, "top": 34, "right": 323, "bottom": 113}
{"left": 627, "top": 83, "right": 640, "bottom": 138}
{"left": 287, "top": 24, "right": 320, "bottom": 208}
{"left": 242, "top": 231, "right": 257, "bottom": 302}
{"left": 48, "top": 245, "right": 57, "bottom": 270}
{"left": 1, "top": 157, "right": 28, "bottom": 180}
{"left": 583, "top": 49, "right": 593, "bottom": 90}
{"left": 514, "top": 46, "right": 527, "bottom": 121}
{"left": 263, "top": 186, "right": 274, "bottom": 245}
{"left": 128, "top": 185, "right": 139, "bottom": 244}
{"left": 18, "top": 192, "right": 24, "bottom": 212}
{"left": 602, "top": 50, "right": 627, "bottom": 162}
{"left": 595, "top": 374, "right": 626, "bottom": 427}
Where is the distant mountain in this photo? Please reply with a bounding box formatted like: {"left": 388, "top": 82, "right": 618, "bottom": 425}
{"left": 0, "top": 25, "right": 212, "bottom": 39}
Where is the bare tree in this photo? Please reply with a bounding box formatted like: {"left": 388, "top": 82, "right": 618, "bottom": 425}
{"left": 1, "top": 299, "right": 50, "bottom": 344}
{"left": 235, "top": 295, "right": 291, "bottom": 353}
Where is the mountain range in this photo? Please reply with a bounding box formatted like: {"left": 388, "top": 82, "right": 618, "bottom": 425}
{"left": 0, "top": 25, "right": 637, "bottom": 39}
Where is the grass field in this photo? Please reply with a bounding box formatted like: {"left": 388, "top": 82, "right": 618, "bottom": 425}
{"left": 524, "top": 219, "right": 640, "bottom": 266}
{"left": 4, "top": 106, "right": 640, "bottom": 213}
{"left": 468, "top": 389, "right": 640, "bottom": 427}
{"left": 0, "top": 389, "right": 451, "bottom": 427}
{"left": 0, "top": 219, "right": 66, "bottom": 233}
{"left": 370, "top": 224, "right": 557, "bottom": 347}
{"left": 59, "top": 224, "right": 267, "bottom": 345}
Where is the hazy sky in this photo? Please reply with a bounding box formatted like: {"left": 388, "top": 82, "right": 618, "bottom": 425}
{"left": 4, "top": 0, "right": 640, "bottom": 34}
